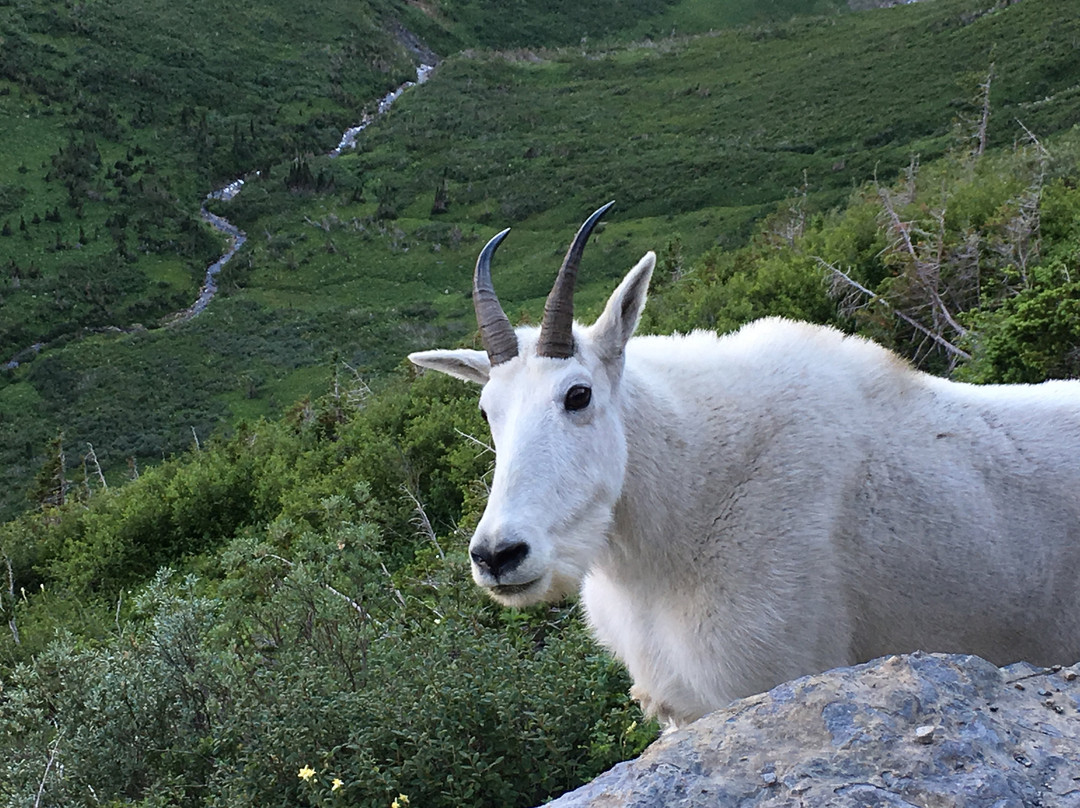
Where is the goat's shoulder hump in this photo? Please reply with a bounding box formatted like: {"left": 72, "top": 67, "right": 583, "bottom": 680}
{"left": 630, "top": 317, "right": 907, "bottom": 372}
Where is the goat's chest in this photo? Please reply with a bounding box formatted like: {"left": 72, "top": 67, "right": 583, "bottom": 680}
{"left": 580, "top": 567, "right": 724, "bottom": 724}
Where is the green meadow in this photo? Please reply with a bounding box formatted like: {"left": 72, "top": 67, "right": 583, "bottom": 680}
{"left": 2, "top": 0, "right": 1080, "bottom": 804}
{"left": 4, "top": 0, "right": 1079, "bottom": 512}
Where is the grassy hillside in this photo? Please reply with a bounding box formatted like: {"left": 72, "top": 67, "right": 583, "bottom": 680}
{"left": 396, "top": 0, "right": 853, "bottom": 51}
{"left": 3, "top": 0, "right": 1080, "bottom": 795}
{"left": 3, "top": 126, "right": 1080, "bottom": 805}
{"left": 0, "top": 0, "right": 883, "bottom": 516}
{"left": 0, "top": 0, "right": 428, "bottom": 513}
{"left": 4, "top": 0, "right": 1079, "bottom": 517}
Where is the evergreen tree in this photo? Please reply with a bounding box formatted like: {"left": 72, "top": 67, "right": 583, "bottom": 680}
{"left": 28, "top": 433, "right": 67, "bottom": 512}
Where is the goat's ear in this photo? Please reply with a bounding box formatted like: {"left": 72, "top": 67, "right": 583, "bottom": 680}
{"left": 591, "top": 251, "right": 655, "bottom": 362}
{"left": 409, "top": 349, "right": 491, "bottom": 385}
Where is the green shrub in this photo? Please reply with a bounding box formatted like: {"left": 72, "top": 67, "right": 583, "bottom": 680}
{"left": 1, "top": 525, "right": 651, "bottom": 807}
{"left": 958, "top": 280, "right": 1080, "bottom": 384}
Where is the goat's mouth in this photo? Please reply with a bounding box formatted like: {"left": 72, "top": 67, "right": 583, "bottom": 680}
{"left": 491, "top": 579, "right": 541, "bottom": 597}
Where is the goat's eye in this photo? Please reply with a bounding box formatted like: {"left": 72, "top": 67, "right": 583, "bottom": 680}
{"left": 564, "top": 385, "right": 592, "bottom": 412}
{"left": 479, "top": 407, "right": 488, "bottom": 423}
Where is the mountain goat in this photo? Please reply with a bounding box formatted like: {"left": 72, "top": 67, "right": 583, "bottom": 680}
{"left": 409, "top": 202, "right": 1080, "bottom": 729}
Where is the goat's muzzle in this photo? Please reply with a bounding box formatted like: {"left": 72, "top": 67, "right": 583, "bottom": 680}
{"left": 470, "top": 540, "right": 530, "bottom": 580}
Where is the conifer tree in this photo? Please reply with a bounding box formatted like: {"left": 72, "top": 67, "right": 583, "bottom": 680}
{"left": 28, "top": 433, "right": 67, "bottom": 512}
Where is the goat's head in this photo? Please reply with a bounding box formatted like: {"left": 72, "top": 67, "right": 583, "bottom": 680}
{"left": 409, "top": 203, "right": 656, "bottom": 606}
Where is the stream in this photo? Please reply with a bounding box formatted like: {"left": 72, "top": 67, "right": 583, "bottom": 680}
{"left": 3, "top": 63, "right": 434, "bottom": 369}
{"left": 177, "top": 62, "right": 434, "bottom": 322}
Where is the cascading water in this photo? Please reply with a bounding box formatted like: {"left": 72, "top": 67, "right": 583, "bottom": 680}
{"left": 3, "top": 63, "right": 435, "bottom": 367}
{"left": 184, "top": 63, "right": 434, "bottom": 321}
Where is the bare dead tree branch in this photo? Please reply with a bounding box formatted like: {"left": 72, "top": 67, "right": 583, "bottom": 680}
{"left": 263, "top": 552, "right": 371, "bottom": 621}
{"left": 319, "top": 581, "right": 369, "bottom": 621}
{"left": 988, "top": 119, "right": 1051, "bottom": 289}
{"left": 33, "top": 731, "right": 62, "bottom": 808}
{"left": 896, "top": 154, "right": 920, "bottom": 206}
{"left": 4, "top": 554, "right": 18, "bottom": 645}
{"left": 339, "top": 361, "right": 372, "bottom": 408}
{"left": 765, "top": 169, "right": 810, "bottom": 249}
{"left": 454, "top": 427, "right": 494, "bottom": 456}
{"left": 974, "top": 62, "right": 994, "bottom": 158}
{"left": 877, "top": 185, "right": 970, "bottom": 340}
{"left": 407, "top": 593, "right": 445, "bottom": 621}
{"left": 1015, "top": 118, "right": 1049, "bottom": 158}
{"left": 86, "top": 443, "right": 107, "bottom": 489}
{"left": 817, "top": 257, "right": 972, "bottom": 361}
{"left": 115, "top": 590, "right": 123, "bottom": 637}
{"left": 401, "top": 484, "right": 444, "bottom": 560}
{"left": 380, "top": 561, "right": 407, "bottom": 609}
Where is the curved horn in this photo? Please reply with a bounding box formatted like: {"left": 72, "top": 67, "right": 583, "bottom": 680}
{"left": 537, "top": 201, "right": 615, "bottom": 359}
{"left": 473, "top": 228, "right": 519, "bottom": 365}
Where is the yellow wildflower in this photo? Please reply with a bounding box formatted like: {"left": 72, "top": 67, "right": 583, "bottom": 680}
{"left": 391, "top": 794, "right": 410, "bottom": 808}
{"left": 298, "top": 765, "right": 316, "bottom": 782}
{"left": 332, "top": 778, "right": 344, "bottom": 792}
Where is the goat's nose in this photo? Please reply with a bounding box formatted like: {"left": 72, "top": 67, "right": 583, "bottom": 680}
{"left": 471, "top": 541, "right": 529, "bottom": 578}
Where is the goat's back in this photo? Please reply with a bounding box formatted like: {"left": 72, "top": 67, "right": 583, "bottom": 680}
{"left": 624, "top": 319, "right": 1080, "bottom": 667}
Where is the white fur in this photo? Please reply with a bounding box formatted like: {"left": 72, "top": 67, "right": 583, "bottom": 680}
{"left": 410, "top": 251, "right": 1080, "bottom": 728}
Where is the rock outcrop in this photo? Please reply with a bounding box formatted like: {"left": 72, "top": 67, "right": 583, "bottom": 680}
{"left": 548, "top": 653, "right": 1080, "bottom": 807}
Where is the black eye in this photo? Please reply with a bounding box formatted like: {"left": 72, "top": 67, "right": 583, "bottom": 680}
{"left": 480, "top": 407, "right": 488, "bottom": 423}
{"left": 564, "top": 385, "right": 592, "bottom": 412}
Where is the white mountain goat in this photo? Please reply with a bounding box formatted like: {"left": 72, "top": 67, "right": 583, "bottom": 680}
{"left": 409, "top": 202, "right": 1080, "bottom": 728}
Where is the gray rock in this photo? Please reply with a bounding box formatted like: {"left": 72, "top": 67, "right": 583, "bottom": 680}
{"left": 547, "top": 653, "right": 1080, "bottom": 807}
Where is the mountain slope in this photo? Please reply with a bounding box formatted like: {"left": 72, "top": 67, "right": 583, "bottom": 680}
{"left": 3, "top": 2, "right": 1080, "bottom": 802}
{"left": 2, "top": 0, "right": 1078, "bottom": 518}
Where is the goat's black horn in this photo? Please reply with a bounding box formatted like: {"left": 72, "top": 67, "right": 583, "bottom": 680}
{"left": 473, "top": 228, "right": 518, "bottom": 365}
{"left": 537, "top": 201, "right": 615, "bottom": 359}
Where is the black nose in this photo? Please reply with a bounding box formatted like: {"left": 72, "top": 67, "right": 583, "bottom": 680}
{"left": 471, "top": 541, "right": 529, "bottom": 578}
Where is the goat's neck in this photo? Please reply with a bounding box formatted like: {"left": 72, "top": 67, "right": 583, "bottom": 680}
{"left": 608, "top": 364, "right": 719, "bottom": 583}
